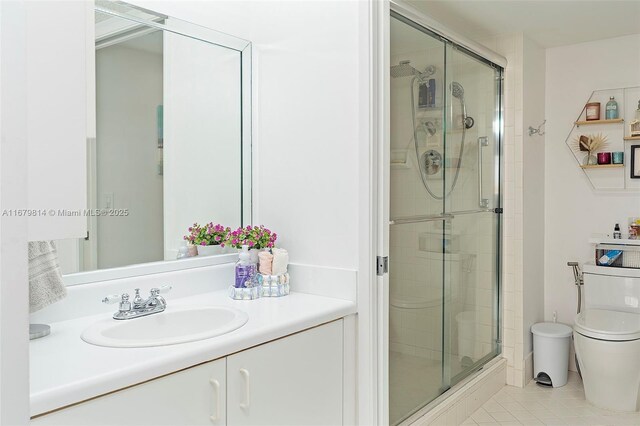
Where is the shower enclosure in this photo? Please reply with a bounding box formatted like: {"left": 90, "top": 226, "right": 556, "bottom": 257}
{"left": 388, "top": 10, "right": 503, "bottom": 425}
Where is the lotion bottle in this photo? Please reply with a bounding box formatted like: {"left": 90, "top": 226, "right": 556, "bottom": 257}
{"left": 235, "top": 245, "right": 256, "bottom": 288}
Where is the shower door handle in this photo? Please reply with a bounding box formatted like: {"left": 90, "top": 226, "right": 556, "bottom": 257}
{"left": 478, "top": 137, "right": 489, "bottom": 209}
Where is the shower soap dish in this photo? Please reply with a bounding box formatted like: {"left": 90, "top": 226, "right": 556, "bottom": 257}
{"left": 258, "top": 273, "right": 290, "bottom": 297}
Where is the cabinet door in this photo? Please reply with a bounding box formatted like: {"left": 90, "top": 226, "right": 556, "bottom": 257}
{"left": 227, "top": 321, "right": 343, "bottom": 426}
{"left": 31, "top": 358, "right": 226, "bottom": 425}
{"left": 26, "top": 0, "right": 90, "bottom": 241}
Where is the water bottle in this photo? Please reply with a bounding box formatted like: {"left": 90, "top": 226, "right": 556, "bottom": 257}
{"left": 605, "top": 96, "right": 618, "bottom": 120}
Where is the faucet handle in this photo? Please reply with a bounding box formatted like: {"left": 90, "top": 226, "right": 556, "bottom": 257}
{"left": 150, "top": 285, "right": 172, "bottom": 297}
{"left": 102, "top": 293, "right": 126, "bottom": 304}
{"left": 133, "top": 288, "right": 143, "bottom": 304}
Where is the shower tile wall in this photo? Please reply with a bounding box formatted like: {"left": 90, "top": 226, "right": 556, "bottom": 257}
{"left": 389, "top": 46, "right": 497, "bottom": 367}
{"left": 480, "top": 34, "right": 527, "bottom": 388}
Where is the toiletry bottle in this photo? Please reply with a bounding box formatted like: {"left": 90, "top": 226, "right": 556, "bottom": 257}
{"left": 606, "top": 96, "right": 618, "bottom": 120}
{"left": 418, "top": 82, "right": 429, "bottom": 108}
{"left": 177, "top": 241, "right": 189, "bottom": 259}
{"left": 427, "top": 78, "right": 436, "bottom": 107}
{"left": 614, "top": 223, "right": 622, "bottom": 239}
{"left": 235, "top": 245, "right": 256, "bottom": 288}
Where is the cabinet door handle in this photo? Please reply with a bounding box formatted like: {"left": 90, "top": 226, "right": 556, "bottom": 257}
{"left": 239, "top": 368, "right": 250, "bottom": 409}
{"left": 209, "top": 378, "right": 220, "bottom": 422}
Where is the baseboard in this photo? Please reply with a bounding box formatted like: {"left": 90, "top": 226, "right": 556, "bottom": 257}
{"left": 524, "top": 351, "right": 534, "bottom": 385}
{"left": 404, "top": 358, "right": 507, "bottom": 426}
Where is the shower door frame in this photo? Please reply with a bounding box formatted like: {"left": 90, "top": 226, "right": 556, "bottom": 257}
{"left": 375, "top": 0, "right": 506, "bottom": 423}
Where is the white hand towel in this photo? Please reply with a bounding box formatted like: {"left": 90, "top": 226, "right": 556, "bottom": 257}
{"left": 271, "top": 248, "right": 289, "bottom": 275}
{"left": 28, "top": 241, "right": 66, "bottom": 313}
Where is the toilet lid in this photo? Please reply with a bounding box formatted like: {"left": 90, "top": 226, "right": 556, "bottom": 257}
{"left": 574, "top": 309, "right": 640, "bottom": 341}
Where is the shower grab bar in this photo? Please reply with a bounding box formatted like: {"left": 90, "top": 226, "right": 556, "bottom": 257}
{"left": 478, "top": 136, "right": 489, "bottom": 209}
{"left": 389, "top": 213, "right": 454, "bottom": 225}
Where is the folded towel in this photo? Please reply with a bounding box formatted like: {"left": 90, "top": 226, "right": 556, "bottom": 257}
{"left": 28, "top": 241, "right": 66, "bottom": 313}
{"left": 258, "top": 251, "right": 274, "bottom": 275}
{"left": 271, "top": 248, "right": 289, "bottom": 275}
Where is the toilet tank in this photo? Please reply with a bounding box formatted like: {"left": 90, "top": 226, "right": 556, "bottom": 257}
{"left": 583, "top": 264, "right": 640, "bottom": 313}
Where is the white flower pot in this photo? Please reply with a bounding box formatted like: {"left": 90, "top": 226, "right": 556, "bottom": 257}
{"left": 196, "top": 245, "right": 224, "bottom": 256}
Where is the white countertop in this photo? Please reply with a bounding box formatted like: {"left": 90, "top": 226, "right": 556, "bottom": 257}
{"left": 30, "top": 290, "right": 356, "bottom": 417}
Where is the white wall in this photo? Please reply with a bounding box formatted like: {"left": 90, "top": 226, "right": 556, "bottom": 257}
{"left": 0, "top": 1, "right": 31, "bottom": 422}
{"left": 522, "top": 36, "right": 545, "bottom": 357}
{"left": 129, "top": 0, "right": 363, "bottom": 270}
{"left": 545, "top": 33, "right": 640, "bottom": 369}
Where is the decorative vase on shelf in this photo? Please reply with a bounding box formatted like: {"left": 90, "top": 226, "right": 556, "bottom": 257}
{"left": 583, "top": 152, "right": 597, "bottom": 166}
{"left": 197, "top": 244, "right": 224, "bottom": 256}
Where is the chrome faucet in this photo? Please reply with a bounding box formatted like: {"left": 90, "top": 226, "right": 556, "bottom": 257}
{"left": 102, "top": 285, "right": 172, "bottom": 320}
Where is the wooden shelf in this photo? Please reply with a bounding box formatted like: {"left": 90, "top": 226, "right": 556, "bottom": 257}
{"left": 580, "top": 164, "right": 624, "bottom": 169}
{"left": 624, "top": 136, "right": 640, "bottom": 141}
{"left": 575, "top": 118, "right": 624, "bottom": 126}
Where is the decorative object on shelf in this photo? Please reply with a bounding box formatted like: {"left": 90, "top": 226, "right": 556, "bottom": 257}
{"left": 183, "top": 223, "right": 231, "bottom": 256}
{"left": 572, "top": 133, "right": 608, "bottom": 166}
{"left": 579, "top": 135, "right": 590, "bottom": 151}
{"left": 597, "top": 152, "right": 612, "bottom": 165}
{"left": 528, "top": 119, "right": 546, "bottom": 137}
{"left": 612, "top": 151, "right": 624, "bottom": 165}
{"left": 605, "top": 96, "right": 619, "bottom": 120}
{"left": 631, "top": 145, "right": 640, "bottom": 179}
{"left": 631, "top": 100, "right": 640, "bottom": 137}
{"left": 585, "top": 102, "right": 601, "bottom": 121}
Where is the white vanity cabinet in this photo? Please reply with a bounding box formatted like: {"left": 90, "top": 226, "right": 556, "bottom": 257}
{"left": 32, "top": 321, "right": 344, "bottom": 426}
{"left": 227, "top": 320, "right": 343, "bottom": 426}
{"left": 31, "top": 358, "right": 227, "bottom": 426}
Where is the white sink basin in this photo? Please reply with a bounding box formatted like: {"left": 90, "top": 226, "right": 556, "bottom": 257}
{"left": 81, "top": 306, "right": 248, "bottom": 348}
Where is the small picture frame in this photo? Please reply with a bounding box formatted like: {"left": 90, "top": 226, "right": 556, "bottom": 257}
{"left": 631, "top": 145, "right": 640, "bottom": 179}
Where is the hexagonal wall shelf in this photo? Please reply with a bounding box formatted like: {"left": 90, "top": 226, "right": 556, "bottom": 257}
{"left": 564, "top": 86, "right": 640, "bottom": 190}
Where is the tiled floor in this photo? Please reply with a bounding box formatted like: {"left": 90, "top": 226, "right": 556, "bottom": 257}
{"left": 463, "top": 372, "right": 640, "bottom": 426}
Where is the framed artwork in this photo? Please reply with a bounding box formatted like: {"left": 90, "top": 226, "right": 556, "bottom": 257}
{"left": 631, "top": 145, "right": 640, "bottom": 179}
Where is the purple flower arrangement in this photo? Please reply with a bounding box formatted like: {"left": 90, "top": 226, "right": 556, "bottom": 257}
{"left": 184, "top": 223, "right": 277, "bottom": 250}
{"left": 227, "top": 225, "right": 277, "bottom": 250}
{"left": 184, "top": 223, "right": 231, "bottom": 247}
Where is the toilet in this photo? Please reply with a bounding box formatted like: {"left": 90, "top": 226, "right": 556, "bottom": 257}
{"left": 574, "top": 266, "right": 640, "bottom": 412}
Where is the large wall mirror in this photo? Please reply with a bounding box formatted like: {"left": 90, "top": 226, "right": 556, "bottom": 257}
{"left": 57, "top": 1, "right": 252, "bottom": 283}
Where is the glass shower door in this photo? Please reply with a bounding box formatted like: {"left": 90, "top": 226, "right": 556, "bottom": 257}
{"left": 388, "top": 12, "right": 502, "bottom": 426}
{"left": 443, "top": 45, "right": 502, "bottom": 385}
{"left": 389, "top": 14, "right": 447, "bottom": 425}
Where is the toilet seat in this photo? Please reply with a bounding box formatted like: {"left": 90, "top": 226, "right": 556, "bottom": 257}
{"left": 574, "top": 308, "right": 640, "bottom": 341}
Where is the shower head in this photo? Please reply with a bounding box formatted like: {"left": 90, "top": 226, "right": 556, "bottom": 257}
{"left": 450, "top": 81, "right": 464, "bottom": 99}
{"left": 391, "top": 61, "right": 437, "bottom": 79}
{"left": 390, "top": 60, "right": 421, "bottom": 78}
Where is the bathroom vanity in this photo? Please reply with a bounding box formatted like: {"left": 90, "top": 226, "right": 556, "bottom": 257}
{"left": 30, "top": 285, "right": 356, "bottom": 425}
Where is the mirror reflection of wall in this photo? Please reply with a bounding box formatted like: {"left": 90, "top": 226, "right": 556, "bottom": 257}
{"left": 57, "top": 7, "right": 246, "bottom": 275}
